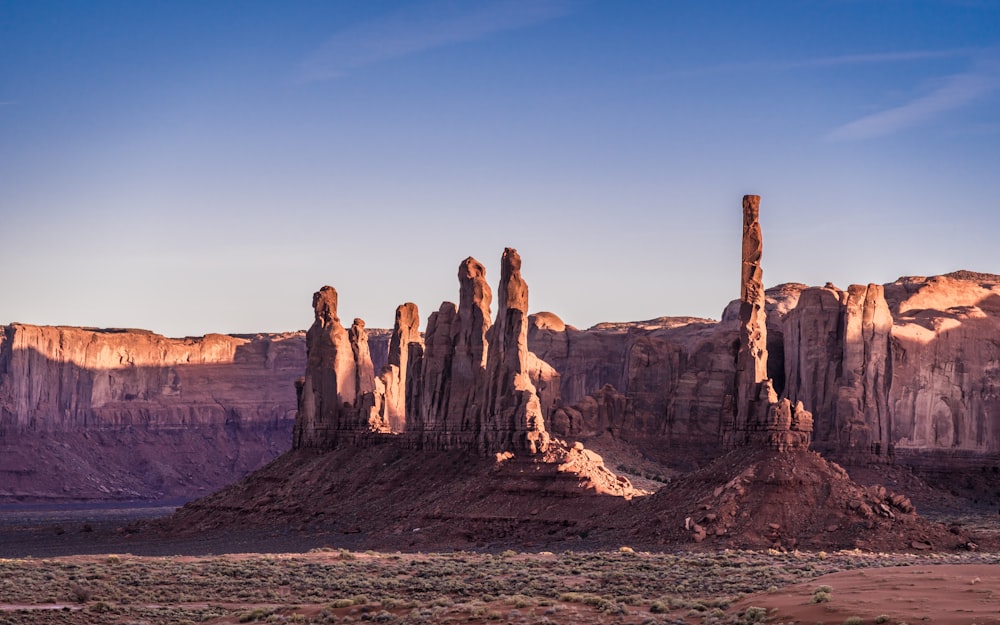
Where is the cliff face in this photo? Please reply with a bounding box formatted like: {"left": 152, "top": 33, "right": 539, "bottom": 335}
{"left": 884, "top": 274, "right": 1000, "bottom": 468}
{"left": 0, "top": 324, "right": 303, "bottom": 432}
{"left": 0, "top": 324, "right": 305, "bottom": 501}
{"left": 543, "top": 271, "right": 1000, "bottom": 470}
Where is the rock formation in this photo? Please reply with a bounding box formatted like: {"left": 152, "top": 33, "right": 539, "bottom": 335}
{"left": 293, "top": 250, "right": 555, "bottom": 456}
{"left": 0, "top": 323, "right": 303, "bottom": 500}
{"left": 724, "top": 195, "right": 813, "bottom": 451}
{"left": 883, "top": 273, "right": 1000, "bottom": 469}
{"left": 377, "top": 303, "right": 420, "bottom": 433}
{"left": 478, "top": 248, "right": 551, "bottom": 454}
{"left": 405, "top": 257, "right": 493, "bottom": 449}
{"left": 293, "top": 286, "right": 382, "bottom": 448}
{"left": 783, "top": 283, "right": 892, "bottom": 461}
{"left": 12, "top": 196, "right": 1000, "bottom": 504}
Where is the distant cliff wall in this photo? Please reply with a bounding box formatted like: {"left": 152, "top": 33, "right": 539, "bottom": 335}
{"left": 0, "top": 324, "right": 307, "bottom": 501}
{"left": 540, "top": 271, "right": 1000, "bottom": 470}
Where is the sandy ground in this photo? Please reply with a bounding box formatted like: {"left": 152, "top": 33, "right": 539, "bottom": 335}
{"left": 734, "top": 563, "right": 1000, "bottom": 624}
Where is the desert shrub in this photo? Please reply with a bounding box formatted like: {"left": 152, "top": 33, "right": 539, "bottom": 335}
{"left": 874, "top": 616, "right": 889, "bottom": 624}
{"left": 69, "top": 584, "right": 92, "bottom": 603}
{"left": 812, "top": 585, "right": 833, "bottom": 603}
{"left": 89, "top": 601, "right": 112, "bottom": 613}
{"left": 106, "top": 554, "right": 121, "bottom": 565}
{"left": 741, "top": 606, "right": 768, "bottom": 624}
{"left": 329, "top": 598, "right": 354, "bottom": 608}
{"left": 843, "top": 618, "right": 863, "bottom": 625}
{"left": 649, "top": 600, "right": 669, "bottom": 614}
{"left": 238, "top": 608, "right": 273, "bottom": 622}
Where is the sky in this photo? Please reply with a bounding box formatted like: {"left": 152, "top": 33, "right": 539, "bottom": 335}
{"left": 2, "top": 1, "right": 999, "bottom": 337}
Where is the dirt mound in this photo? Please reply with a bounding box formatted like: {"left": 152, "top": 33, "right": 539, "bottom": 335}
{"left": 605, "top": 447, "right": 981, "bottom": 552}
{"left": 146, "top": 441, "right": 993, "bottom": 553}
{"left": 149, "top": 441, "right": 642, "bottom": 551}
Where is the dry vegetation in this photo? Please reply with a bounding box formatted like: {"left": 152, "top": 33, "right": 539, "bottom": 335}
{"left": 1, "top": 548, "right": 998, "bottom": 625}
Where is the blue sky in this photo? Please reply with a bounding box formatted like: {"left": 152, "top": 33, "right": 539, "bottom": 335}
{"left": 2, "top": 1, "right": 999, "bottom": 336}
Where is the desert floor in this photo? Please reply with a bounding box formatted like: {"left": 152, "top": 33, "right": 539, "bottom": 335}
{"left": 2, "top": 505, "right": 1000, "bottom": 624}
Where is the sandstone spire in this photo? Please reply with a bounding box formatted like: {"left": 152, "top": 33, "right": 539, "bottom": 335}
{"left": 739, "top": 195, "right": 769, "bottom": 387}
{"left": 404, "top": 257, "right": 492, "bottom": 448}
{"left": 480, "top": 248, "right": 550, "bottom": 454}
{"left": 379, "top": 302, "right": 420, "bottom": 433}
{"left": 728, "top": 196, "right": 813, "bottom": 451}
{"left": 293, "top": 286, "right": 381, "bottom": 448}
{"left": 447, "top": 257, "right": 493, "bottom": 431}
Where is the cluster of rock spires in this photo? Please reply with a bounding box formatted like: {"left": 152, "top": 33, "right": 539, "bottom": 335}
{"left": 7, "top": 194, "right": 1000, "bottom": 504}
{"left": 290, "top": 195, "right": 823, "bottom": 462}
{"left": 293, "top": 248, "right": 554, "bottom": 456}
{"left": 290, "top": 194, "right": 1000, "bottom": 471}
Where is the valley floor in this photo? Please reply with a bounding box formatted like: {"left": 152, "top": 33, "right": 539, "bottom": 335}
{"left": 1, "top": 546, "right": 1000, "bottom": 624}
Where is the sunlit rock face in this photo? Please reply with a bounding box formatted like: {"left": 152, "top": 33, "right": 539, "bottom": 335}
{"left": 0, "top": 323, "right": 304, "bottom": 500}
{"left": 882, "top": 273, "right": 1000, "bottom": 468}
{"left": 477, "top": 248, "right": 551, "bottom": 455}
{"left": 293, "top": 286, "right": 385, "bottom": 449}
{"left": 295, "top": 250, "right": 555, "bottom": 455}
{"left": 376, "top": 302, "right": 421, "bottom": 434}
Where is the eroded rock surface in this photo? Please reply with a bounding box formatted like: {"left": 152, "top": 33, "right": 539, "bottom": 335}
{"left": 0, "top": 323, "right": 303, "bottom": 500}
{"left": 479, "top": 248, "right": 550, "bottom": 454}
{"left": 378, "top": 303, "right": 421, "bottom": 433}
{"left": 293, "top": 286, "right": 381, "bottom": 448}
{"left": 725, "top": 195, "right": 813, "bottom": 451}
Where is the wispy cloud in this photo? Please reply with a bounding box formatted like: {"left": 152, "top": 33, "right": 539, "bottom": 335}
{"left": 295, "top": 0, "right": 572, "bottom": 83}
{"left": 827, "top": 54, "right": 1000, "bottom": 141}
{"left": 666, "top": 48, "right": 972, "bottom": 78}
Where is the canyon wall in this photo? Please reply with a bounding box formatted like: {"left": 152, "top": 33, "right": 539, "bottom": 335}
{"left": 540, "top": 271, "right": 1000, "bottom": 471}
{"left": 0, "top": 324, "right": 307, "bottom": 500}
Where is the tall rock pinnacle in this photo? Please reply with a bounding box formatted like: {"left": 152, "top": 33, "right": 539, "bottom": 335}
{"left": 739, "top": 195, "right": 769, "bottom": 386}
{"left": 379, "top": 302, "right": 421, "bottom": 433}
{"left": 293, "top": 286, "right": 381, "bottom": 448}
{"left": 480, "top": 248, "right": 550, "bottom": 454}
{"left": 727, "top": 195, "right": 813, "bottom": 451}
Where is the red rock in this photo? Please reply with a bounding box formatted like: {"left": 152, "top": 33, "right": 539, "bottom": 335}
{"left": 725, "top": 195, "right": 812, "bottom": 452}
{"left": 0, "top": 323, "right": 303, "bottom": 500}
{"left": 479, "top": 248, "right": 550, "bottom": 454}
{"left": 378, "top": 303, "right": 421, "bottom": 433}
{"left": 293, "top": 286, "right": 381, "bottom": 448}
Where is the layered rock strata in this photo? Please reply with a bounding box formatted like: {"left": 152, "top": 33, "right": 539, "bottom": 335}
{"left": 0, "top": 323, "right": 303, "bottom": 500}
